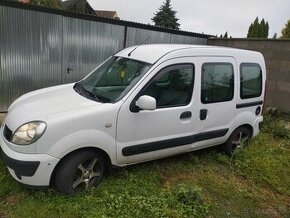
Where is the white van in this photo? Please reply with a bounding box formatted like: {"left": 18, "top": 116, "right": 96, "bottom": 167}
{"left": 1, "top": 44, "right": 266, "bottom": 194}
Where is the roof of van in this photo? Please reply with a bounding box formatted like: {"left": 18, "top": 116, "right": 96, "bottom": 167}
{"left": 115, "top": 44, "right": 263, "bottom": 64}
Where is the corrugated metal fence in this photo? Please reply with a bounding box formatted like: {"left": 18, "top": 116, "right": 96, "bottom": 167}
{"left": 0, "top": 2, "right": 209, "bottom": 111}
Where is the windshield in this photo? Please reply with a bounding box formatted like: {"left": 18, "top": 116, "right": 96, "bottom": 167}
{"left": 74, "top": 56, "right": 151, "bottom": 103}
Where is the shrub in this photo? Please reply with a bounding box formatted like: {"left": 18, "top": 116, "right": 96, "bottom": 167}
{"left": 263, "top": 114, "right": 290, "bottom": 139}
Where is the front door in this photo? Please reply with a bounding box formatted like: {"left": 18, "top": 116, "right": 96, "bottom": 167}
{"left": 116, "top": 58, "right": 198, "bottom": 164}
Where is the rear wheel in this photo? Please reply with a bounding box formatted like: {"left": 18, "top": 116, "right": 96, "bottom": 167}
{"left": 55, "top": 150, "right": 105, "bottom": 195}
{"left": 223, "top": 127, "right": 251, "bottom": 156}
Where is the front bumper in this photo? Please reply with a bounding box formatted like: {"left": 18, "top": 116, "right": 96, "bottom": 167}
{"left": 0, "top": 134, "right": 60, "bottom": 186}
{"left": 1, "top": 151, "right": 40, "bottom": 179}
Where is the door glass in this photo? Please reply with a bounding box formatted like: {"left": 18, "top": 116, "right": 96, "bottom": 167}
{"left": 201, "top": 63, "right": 234, "bottom": 104}
{"left": 143, "top": 65, "right": 194, "bottom": 108}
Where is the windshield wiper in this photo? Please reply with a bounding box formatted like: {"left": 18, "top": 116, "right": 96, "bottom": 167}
{"left": 94, "top": 94, "right": 111, "bottom": 103}
{"left": 73, "top": 82, "right": 100, "bottom": 102}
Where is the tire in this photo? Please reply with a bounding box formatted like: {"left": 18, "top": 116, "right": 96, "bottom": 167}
{"left": 223, "top": 127, "right": 251, "bottom": 156}
{"left": 54, "top": 150, "right": 105, "bottom": 195}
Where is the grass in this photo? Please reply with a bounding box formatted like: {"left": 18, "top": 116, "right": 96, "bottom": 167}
{"left": 0, "top": 114, "right": 290, "bottom": 217}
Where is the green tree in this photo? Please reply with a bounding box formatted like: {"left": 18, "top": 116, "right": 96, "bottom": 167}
{"left": 223, "top": 31, "right": 228, "bottom": 38}
{"left": 252, "top": 17, "right": 260, "bottom": 37}
{"left": 260, "top": 19, "right": 266, "bottom": 37}
{"left": 247, "top": 23, "right": 253, "bottom": 38}
{"left": 152, "top": 0, "right": 180, "bottom": 30}
{"left": 247, "top": 17, "right": 269, "bottom": 38}
{"left": 265, "top": 21, "right": 269, "bottom": 38}
{"left": 30, "top": 0, "right": 60, "bottom": 9}
{"left": 281, "top": 19, "right": 290, "bottom": 38}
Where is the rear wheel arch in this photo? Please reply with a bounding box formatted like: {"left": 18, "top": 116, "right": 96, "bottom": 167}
{"left": 236, "top": 124, "right": 253, "bottom": 138}
{"left": 223, "top": 124, "right": 253, "bottom": 156}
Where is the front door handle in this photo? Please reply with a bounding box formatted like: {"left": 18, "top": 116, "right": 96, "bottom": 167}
{"left": 180, "top": 111, "right": 192, "bottom": 119}
{"left": 200, "top": 109, "right": 208, "bottom": 120}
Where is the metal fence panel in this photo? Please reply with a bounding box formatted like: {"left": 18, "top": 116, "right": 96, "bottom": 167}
{"left": 170, "top": 33, "right": 207, "bottom": 45}
{"left": 62, "top": 17, "right": 124, "bottom": 84}
{"left": 126, "top": 27, "right": 172, "bottom": 46}
{"left": 0, "top": 5, "right": 63, "bottom": 111}
{"left": 0, "top": 4, "right": 208, "bottom": 111}
{"left": 126, "top": 28, "right": 208, "bottom": 47}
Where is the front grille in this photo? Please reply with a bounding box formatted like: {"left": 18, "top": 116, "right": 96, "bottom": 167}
{"left": 3, "top": 125, "right": 12, "bottom": 141}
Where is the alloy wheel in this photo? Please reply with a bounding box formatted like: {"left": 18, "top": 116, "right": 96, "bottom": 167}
{"left": 72, "top": 158, "right": 102, "bottom": 191}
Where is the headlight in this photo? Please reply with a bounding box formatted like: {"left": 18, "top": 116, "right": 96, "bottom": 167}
{"left": 11, "top": 121, "right": 46, "bottom": 145}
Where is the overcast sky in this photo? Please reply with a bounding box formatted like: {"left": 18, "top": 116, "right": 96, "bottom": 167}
{"left": 88, "top": 0, "right": 290, "bottom": 38}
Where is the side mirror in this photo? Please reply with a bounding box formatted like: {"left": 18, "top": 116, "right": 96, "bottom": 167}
{"left": 136, "top": 95, "right": 156, "bottom": 111}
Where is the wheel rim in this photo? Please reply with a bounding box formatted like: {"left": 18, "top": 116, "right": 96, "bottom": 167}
{"left": 231, "top": 130, "right": 249, "bottom": 151}
{"left": 72, "top": 158, "right": 101, "bottom": 191}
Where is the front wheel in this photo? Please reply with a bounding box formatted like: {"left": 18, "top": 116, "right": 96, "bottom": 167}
{"left": 223, "top": 127, "right": 251, "bottom": 156}
{"left": 54, "top": 150, "right": 105, "bottom": 195}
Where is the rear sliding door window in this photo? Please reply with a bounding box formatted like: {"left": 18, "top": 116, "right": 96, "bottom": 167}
{"left": 201, "top": 63, "right": 234, "bottom": 104}
{"left": 240, "top": 63, "right": 262, "bottom": 99}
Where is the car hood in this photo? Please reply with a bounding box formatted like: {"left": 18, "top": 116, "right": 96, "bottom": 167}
{"left": 5, "top": 83, "right": 101, "bottom": 131}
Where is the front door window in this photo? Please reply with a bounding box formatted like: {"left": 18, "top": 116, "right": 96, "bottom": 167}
{"left": 142, "top": 64, "right": 195, "bottom": 108}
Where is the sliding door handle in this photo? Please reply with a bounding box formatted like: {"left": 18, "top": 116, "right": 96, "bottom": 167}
{"left": 200, "top": 109, "right": 208, "bottom": 120}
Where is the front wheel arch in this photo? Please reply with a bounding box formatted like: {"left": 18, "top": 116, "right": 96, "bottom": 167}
{"left": 50, "top": 147, "right": 111, "bottom": 186}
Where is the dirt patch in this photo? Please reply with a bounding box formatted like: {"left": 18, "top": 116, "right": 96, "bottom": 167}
{"left": 258, "top": 194, "right": 290, "bottom": 218}
{"left": 285, "top": 122, "right": 290, "bottom": 130}
{"left": 249, "top": 180, "right": 290, "bottom": 217}
{"left": 0, "top": 211, "right": 6, "bottom": 218}
{"left": 162, "top": 172, "right": 197, "bottom": 185}
{"left": 259, "top": 205, "right": 280, "bottom": 217}
{"left": 2, "top": 194, "right": 19, "bottom": 206}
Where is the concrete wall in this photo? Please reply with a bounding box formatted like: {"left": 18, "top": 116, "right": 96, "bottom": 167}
{"left": 0, "top": 113, "right": 5, "bottom": 124}
{"left": 208, "top": 39, "right": 290, "bottom": 111}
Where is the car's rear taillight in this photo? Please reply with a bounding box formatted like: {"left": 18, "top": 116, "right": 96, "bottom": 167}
{"left": 262, "top": 78, "right": 267, "bottom": 114}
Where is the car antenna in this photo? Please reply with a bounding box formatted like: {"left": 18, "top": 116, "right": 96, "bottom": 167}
{"left": 128, "top": 36, "right": 152, "bottom": 57}
{"left": 128, "top": 46, "right": 138, "bottom": 57}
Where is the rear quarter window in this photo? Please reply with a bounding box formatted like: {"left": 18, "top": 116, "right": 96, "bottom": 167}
{"left": 240, "top": 63, "right": 262, "bottom": 99}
